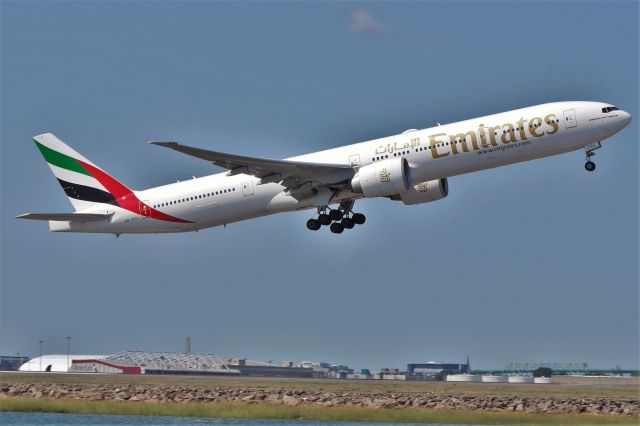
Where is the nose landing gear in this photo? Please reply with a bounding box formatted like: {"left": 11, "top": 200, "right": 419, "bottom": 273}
{"left": 307, "top": 203, "right": 366, "bottom": 233}
{"left": 584, "top": 142, "right": 601, "bottom": 172}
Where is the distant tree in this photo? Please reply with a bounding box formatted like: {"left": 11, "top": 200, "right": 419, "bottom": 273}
{"left": 532, "top": 367, "right": 553, "bottom": 378}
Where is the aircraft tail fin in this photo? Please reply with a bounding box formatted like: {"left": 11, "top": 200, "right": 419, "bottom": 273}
{"left": 32, "top": 133, "right": 133, "bottom": 211}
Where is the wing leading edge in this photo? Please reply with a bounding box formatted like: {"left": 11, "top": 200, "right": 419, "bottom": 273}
{"left": 149, "top": 141, "right": 354, "bottom": 187}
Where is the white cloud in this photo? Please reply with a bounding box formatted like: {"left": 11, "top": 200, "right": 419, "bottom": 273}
{"left": 347, "top": 10, "right": 385, "bottom": 34}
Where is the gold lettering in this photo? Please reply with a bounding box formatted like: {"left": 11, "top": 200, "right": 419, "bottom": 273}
{"left": 516, "top": 117, "right": 528, "bottom": 140}
{"left": 478, "top": 124, "right": 490, "bottom": 148}
{"left": 428, "top": 133, "right": 450, "bottom": 158}
{"left": 488, "top": 125, "right": 501, "bottom": 146}
{"left": 449, "top": 131, "right": 479, "bottom": 154}
{"left": 501, "top": 123, "right": 516, "bottom": 144}
{"left": 530, "top": 117, "right": 543, "bottom": 137}
{"left": 545, "top": 113, "right": 559, "bottom": 135}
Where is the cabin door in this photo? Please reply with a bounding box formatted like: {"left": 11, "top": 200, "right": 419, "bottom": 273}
{"left": 139, "top": 201, "right": 151, "bottom": 217}
{"left": 563, "top": 109, "right": 577, "bottom": 129}
{"left": 242, "top": 180, "right": 254, "bottom": 196}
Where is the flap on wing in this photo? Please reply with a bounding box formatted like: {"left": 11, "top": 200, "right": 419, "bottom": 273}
{"left": 149, "top": 141, "right": 353, "bottom": 182}
{"left": 16, "top": 213, "right": 112, "bottom": 222}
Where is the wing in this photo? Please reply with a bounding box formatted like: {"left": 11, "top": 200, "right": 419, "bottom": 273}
{"left": 16, "top": 213, "right": 112, "bottom": 222}
{"left": 149, "top": 141, "right": 354, "bottom": 190}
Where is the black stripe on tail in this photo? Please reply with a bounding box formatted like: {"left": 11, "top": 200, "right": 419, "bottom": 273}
{"left": 57, "top": 179, "right": 117, "bottom": 204}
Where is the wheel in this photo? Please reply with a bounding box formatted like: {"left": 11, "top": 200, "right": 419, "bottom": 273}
{"left": 352, "top": 213, "right": 366, "bottom": 225}
{"left": 329, "top": 209, "right": 343, "bottom": 221}
{"left": 318, "top": 214, "right": 331, "bottom": 225}
{"left": 306, "top": 219, "right": 320, "bottom": 231}
{"left": 329, "top": 222, "right": 344, "bottom": 234}
{"left": 341, "top": 217, "right": 354, "bottom": 229}
{"left": 585, "top": 161, "right": 596, "bottom": 172}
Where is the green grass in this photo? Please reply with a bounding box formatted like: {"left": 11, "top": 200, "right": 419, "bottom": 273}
{"left": 2, "top": 373, "right": 638, "bottom": 399}
{"left": 1, "top": 398, "right": 637, "bottom": 425}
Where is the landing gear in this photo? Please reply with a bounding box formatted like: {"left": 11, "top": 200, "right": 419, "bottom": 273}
{"left": 307, "top": 202, "right": 366, "bottom": 233}
{"left": 306, "top": 219, "right": 321, "bottom": 231}
{"left": 318, "top": 213, "right": 331, "bottom": 226}
{"left": 352, "top": 213, "right": 366, "bottom": 225}
{"left": 329, "top": 209, "right": 343, "bottom": 221}
{"left": 341, "top": 217, "right": 355, "bottom": 229}
{"left": 329, "top": 222, "right": 344, "bottom": 234}
{"left": 584, "top": 142, "right": 601, "bottom": 172}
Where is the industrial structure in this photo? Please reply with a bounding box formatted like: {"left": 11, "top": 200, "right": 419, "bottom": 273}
{"left": 407, "top": 359, "right": 470, "bottom": 378}
{"left": 19, "top": 355, "right": 107, "bottom": 372}
{"left": 0, "top": 355, "right": 30, "bottom": 371}
{"left": 8, "top": 341, "right": 636, "bottom": 379}
{"left": 71, "top": 351, "right": 239, "bottom": 375}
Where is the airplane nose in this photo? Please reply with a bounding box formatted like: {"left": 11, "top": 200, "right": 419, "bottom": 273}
{"left": 621, "top": 110, "right": 632, "bottom": 127}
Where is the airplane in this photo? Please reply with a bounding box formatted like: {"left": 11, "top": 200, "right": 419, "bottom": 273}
{"left": 17, "top": 101, "right": 631, "bottom": 235}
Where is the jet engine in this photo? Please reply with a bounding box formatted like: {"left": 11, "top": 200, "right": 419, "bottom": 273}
{"left": 350, "top": 158, "right": 412, "bottom": 197}
{"left": 390, "top": 178, "right": 449, "bottom": 205}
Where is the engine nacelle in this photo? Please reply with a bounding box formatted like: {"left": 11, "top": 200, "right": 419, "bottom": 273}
{"left": 391, "top": 178, "right": 449, "bottom": 205}
{"left": 351, "top": 158, "right": 412, "bottom": 198}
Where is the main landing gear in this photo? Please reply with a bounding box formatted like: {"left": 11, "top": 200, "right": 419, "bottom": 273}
{"left": 584, "top": 142, "right": 601, "bottom": 172}
{"left": 306, "top": 202, "right": 366, "bottom": 234}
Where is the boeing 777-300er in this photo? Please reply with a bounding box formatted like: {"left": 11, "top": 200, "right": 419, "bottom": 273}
{"left": 18, "top": 101, "right": 631, "bottom": 235}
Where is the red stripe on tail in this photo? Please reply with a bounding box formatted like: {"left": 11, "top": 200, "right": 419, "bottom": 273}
{"left": 78, "top": 160, "right": 193, "bottom": 224}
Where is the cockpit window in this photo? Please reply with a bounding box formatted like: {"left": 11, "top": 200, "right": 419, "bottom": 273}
{"left": 602, "top": 106, "right": 620, "bottom": 113}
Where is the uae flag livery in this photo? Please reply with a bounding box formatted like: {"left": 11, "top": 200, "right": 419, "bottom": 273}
{"left": 33, "top": 134, "right": 191, "bottom": 223}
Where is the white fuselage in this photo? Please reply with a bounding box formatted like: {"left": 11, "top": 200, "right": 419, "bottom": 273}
{"left": 51, "top": 101, "right": 631, "bottom": 234}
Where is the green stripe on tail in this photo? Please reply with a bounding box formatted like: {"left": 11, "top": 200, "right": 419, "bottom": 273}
{"left": 34, "top": 140, "right": 91, "bottom": 176}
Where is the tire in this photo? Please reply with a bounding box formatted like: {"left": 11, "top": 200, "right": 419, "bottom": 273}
{"left": 329, "top": 209, "right": 343, "bottom": 221}
{"left": 330, "top": 222, "right": 344, "bottom": 234}
{"left": 318, "top": 214, "right": 331, "bottom": 225}
{"left": 341, "top": 217, "right": 355, "bottom": 229}
{"left": 585, "top": 161, "right": 596, "bottom": 172}
{"left": 306, "top": 219, "right": 320, "bottom": 231}
{"left": 352, "top": 213, "right": 366, "bottom": 225}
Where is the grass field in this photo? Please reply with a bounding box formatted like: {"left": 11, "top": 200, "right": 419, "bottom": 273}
{"left": 2, "top": 372, "right": 638, "bottom": 399}
{"left": 1, "top": 397, "right": 638, "bottom": 425}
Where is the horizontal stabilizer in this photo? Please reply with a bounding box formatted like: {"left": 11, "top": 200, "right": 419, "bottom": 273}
{"left": 16, "top": 213, "right": 112, "bottom": 222}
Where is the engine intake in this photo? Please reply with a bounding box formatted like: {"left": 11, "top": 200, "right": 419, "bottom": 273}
{"left": 392, "top": 178, "right": 449, "bottom": 205}
{"left": 351, "top": 158, "right": 412, "bottom": 197}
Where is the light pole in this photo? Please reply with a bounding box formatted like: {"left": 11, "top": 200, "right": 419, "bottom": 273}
{"left": 39, "top": 340, "right": 43, "bottom": 371}
{"left": 65, "top": 336, "right": 71, "bottom": 371}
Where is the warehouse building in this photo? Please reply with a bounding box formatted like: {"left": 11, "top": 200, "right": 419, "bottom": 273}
{"left": 19, "top": 354, "right": 107, "bottom": 372}
{"left": 0, "top": 355, "right": 30, "bottom": 371}
{"left": 407, "top": 359, "right": 470, "bottom": 378}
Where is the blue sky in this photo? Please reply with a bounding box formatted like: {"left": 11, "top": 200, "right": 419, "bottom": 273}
{"left": 1, "top": 1, "right": 638, "bottom": 371}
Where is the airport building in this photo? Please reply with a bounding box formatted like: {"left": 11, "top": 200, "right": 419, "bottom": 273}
{"left": 407, "top": 360, "right": 470, "bottom": 378}
{"left": 18, "top": 351, "right": 314, "bottom": 378}
{"left": 0, "top": 355, "right": 30, "bottom": 371}
{"left": 19, "top": 355, "right": 107, "bottom": 372}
